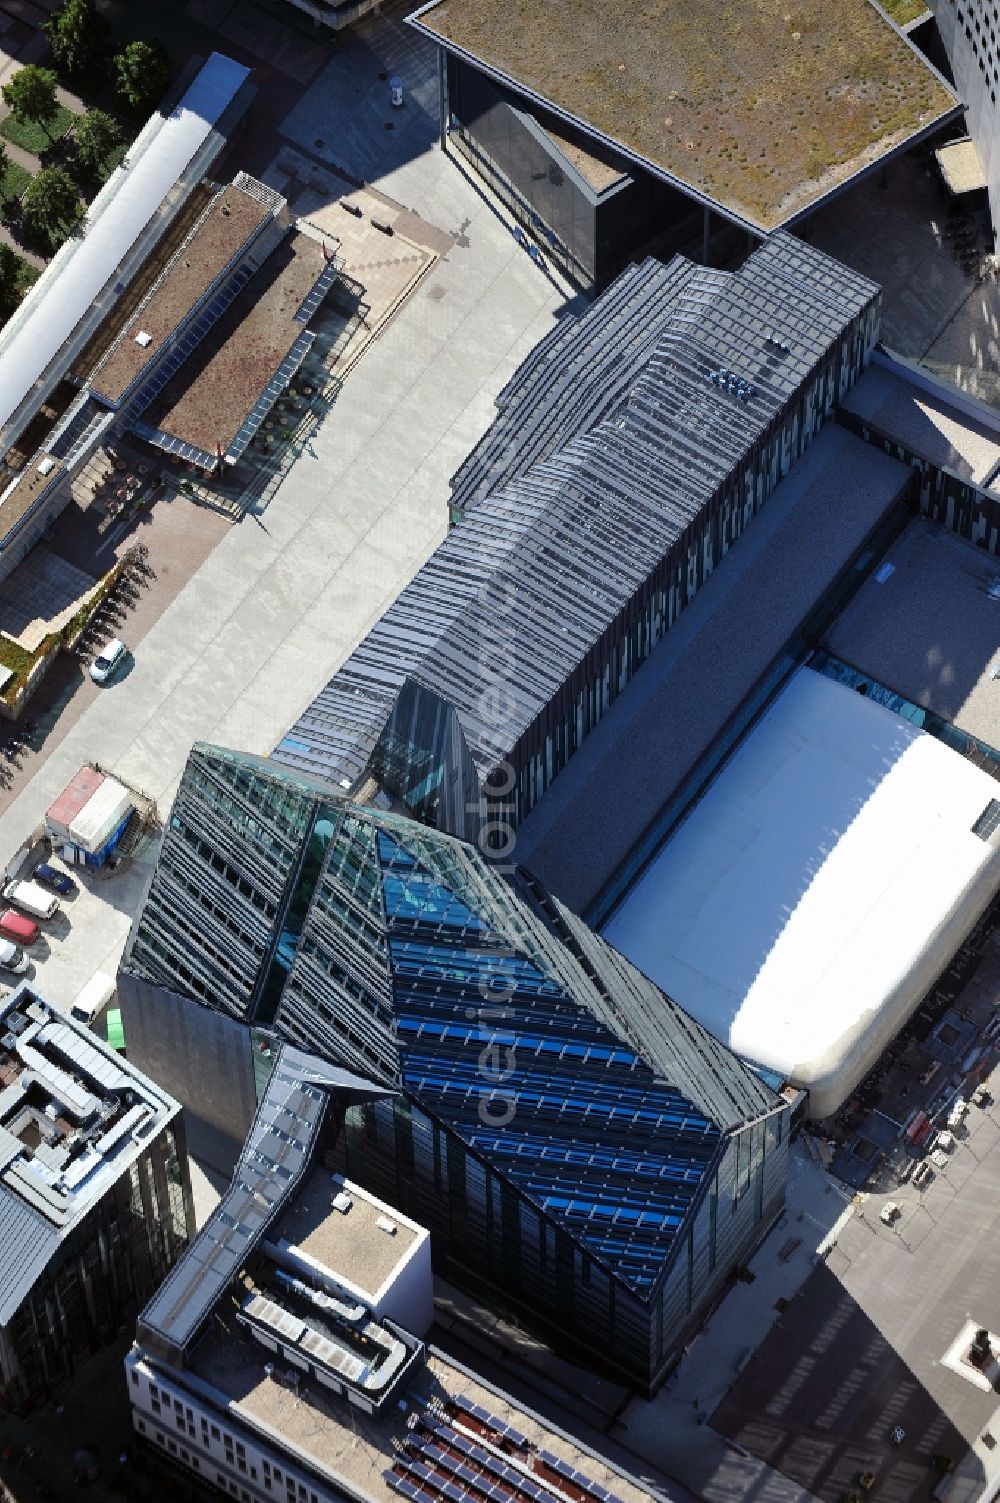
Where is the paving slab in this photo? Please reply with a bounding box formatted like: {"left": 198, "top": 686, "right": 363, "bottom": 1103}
{"left": 0, "top": 24, "right": 571, "bottom": 1022}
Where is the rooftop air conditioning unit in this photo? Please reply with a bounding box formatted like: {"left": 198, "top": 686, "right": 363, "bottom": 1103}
{"left": 332, "top": 1191, "right": 353, "bottom": 1214}
{"left": 377, "top": 1216, "right": 398, "bottom": 1236}
{"left": 36, "top": 456, "right": 56, "bottom": 477}
{"left": 134, "top": 331, "right": 153, "bottom": 348}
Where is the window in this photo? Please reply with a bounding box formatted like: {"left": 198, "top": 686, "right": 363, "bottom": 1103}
{"left": 137, "top": 1419, "right": 146, "bottom": 1434}
{"left": 211, "top": 1425, "right": 221, "bottom": 1441}
{"left": 131, "top": 1371, "right": 139, "bottom": 1387}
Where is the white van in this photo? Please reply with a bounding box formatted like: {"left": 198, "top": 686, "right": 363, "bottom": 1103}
{"left": 70, "top": 971, "right": 116, "bottom": 1028}
{"left": 2, "top": 878, "right": 59, "bottom": 921}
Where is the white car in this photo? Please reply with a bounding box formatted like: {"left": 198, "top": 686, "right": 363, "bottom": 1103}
{"left": 0, "top": 938, "right": 28, "bottom": 974}
{"left": 90, "top": 638, "right": 127, "bottom": 685}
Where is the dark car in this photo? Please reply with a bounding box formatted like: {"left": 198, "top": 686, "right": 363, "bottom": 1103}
{"left": 33, "top": 862, "right": 76, "bottom": 896}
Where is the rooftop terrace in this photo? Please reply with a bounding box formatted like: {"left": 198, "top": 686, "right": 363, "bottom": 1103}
{"left": 141, "top": 229, "right": 328, "bottom": 462}
{"left": 412, "top": 0, "right": 957, "bottom": 230}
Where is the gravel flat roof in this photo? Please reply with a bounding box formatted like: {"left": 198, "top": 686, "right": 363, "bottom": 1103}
{"left": 146, "top": 230, "right": 325, "bottom": 457}
{"left": 194, "top": 1335, "right": 660, "bottom": 1503}
{"left": 826, "top": 517, "right": 1000, "bottom": 750}
{"left": 0, "top": 458, "right": 64, "bottom": 547}
{"left": 274, "top": 1168, "right": 422, "bottom": 1299}
{"left": 92, "top": 185, "right": 270, "bottom": 406}
{"left": 414, "top": 0, "right": 957, "bottom": 229}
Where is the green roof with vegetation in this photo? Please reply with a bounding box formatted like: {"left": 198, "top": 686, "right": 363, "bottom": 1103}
{"left": 417, "top": 0, "right": 957, "bottom": 228}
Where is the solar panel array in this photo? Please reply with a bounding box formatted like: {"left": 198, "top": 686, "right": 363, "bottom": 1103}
{"left": 384, "top": 1396, "right": 629, "bottom": 1503}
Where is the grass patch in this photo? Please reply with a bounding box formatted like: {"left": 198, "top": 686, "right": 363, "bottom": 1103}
{"left": 0, "top": 103, "right": 75, "bottom": 157}
{"left": 0, "top": 557, "right": 120, "bottom": 706}
{"left": 0, "top": 635, "right": 39, "bottom": 681}
{"left": 881, "top": 0, "right": 928, "bottom": 21}
{"left": 0, "top": 158, "right": 30, "bottom": 204}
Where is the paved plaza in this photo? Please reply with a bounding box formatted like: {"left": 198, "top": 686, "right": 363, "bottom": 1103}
{"left": 0, "top": 11, "right": 571, "bottom": 1016}
{"left": 711, "top": 1056, "right": 1000, "bottom": 1502}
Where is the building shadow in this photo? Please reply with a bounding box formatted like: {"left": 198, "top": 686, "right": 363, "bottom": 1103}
{"left": 710, "top": 1264, "right": 984, "bottom": 1502}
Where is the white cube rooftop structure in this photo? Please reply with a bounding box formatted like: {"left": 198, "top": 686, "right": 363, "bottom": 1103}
{"left": 604, "top": 668, "right": 1000, "bottom": 1118}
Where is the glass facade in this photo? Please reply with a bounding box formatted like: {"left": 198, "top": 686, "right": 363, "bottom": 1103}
{"left": 445, "top": 58, "right": 696, "bottom": 289}
{"left": 122, "top": 747, "right": 790, "bottom": 1393}
{"left": 1, "top": 1121, "right": 193, "bottom": 1412}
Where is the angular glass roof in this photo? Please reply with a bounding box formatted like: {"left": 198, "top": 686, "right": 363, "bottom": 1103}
{"left": 376, "top": 830, "right": 720, "bottom": 1293}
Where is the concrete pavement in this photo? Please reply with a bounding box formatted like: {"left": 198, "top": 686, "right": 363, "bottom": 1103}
{"left": 0, "top": 11, "right": 572, "bottom": 1009}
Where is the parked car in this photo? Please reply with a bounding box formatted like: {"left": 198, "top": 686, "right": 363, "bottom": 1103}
{"left": 2, "top": 879, "right": 59, "bottom": 921}
{"left": 0, "top": 938, "right": 28, "bottom": 974}
{"left": 90, "top": 638, "right": 128, "bottom": 685}
{"left": 0, "top": 909, "right": 39, "bottom": 945}
{"left": 33, "top": 862, "right": 76, "bottom": 896}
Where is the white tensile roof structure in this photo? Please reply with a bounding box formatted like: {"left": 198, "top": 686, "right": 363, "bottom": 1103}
{"left": 604, "top": 667, "right": 1000, "bottom": 1118}
{"left": 0, "top": 51, "right": 251, "bottom": 452}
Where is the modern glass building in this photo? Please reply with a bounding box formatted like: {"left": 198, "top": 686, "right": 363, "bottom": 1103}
{"left": 120, "top": 745, "right": 790, "bottom": 1394}
{"left": 0, "top": 986, "right": 193, "bottom": 1412}
{"left": 440, "top": 55, "right": 695, "bottom": 288}
{"left": 273, "top": 234, "right": 882, "bottom": 855}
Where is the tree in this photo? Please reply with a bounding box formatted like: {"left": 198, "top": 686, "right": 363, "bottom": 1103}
{"left": 1, "top": 66, "right": 59, "bottom": 136}
{"left": 73, "top": 108, "right": 120, "bottom": 179}
{"left": 44, "top": 0, "right": 110, "bottom": 83}
{"left": 22, "top": 166, "right": 79, "bottom": 247}
{"left": 0, "top": 243, "right": 19, "bottom": 308}
{"left": 112, "top": 39, "right": 171, "bottom": 115}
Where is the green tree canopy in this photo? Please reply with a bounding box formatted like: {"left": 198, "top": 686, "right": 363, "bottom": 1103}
{"left": 73, "top": 107, "right": 121, "bottom": 178}
{"left": 44, "top": 0, "right": 111, "bottom": 82}
{"left": 22, "top": 165, "right": 79, "bottom": 247}
{"left": 0, "top": 242, "right": 19, "bottom": 305}
{"left": 112, "top": 39, "right": 171, "bottom": 115}
{"left": 1, "top": 66, "right": 59, "bottom": 131}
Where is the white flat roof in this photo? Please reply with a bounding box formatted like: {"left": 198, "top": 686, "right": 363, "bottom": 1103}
{"left": 0, "top": 52, "right": 250, "bottom": 443}
{"left": 604, "top": 668, "right": 1000, "bottom": 1117}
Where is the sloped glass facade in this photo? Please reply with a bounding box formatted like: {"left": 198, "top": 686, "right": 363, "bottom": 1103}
{"left": 122, "top": 746, "right": 790, "bottom": 1392}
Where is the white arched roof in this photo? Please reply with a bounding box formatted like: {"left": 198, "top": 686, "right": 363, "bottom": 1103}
{"left": 604, "top": 667, "right": 1000, "bottom": 1117}
{"left": 0, "top": 51, "right": 250, "bottom": 444}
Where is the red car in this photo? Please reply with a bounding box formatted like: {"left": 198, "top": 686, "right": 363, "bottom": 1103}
{"left": 0, "top": 908, "right": 39, "bottom": 945}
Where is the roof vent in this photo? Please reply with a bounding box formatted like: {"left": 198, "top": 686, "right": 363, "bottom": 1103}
{"left": 332, "top": 1191, "right": 353, "bottom": 1214}
{"left": 134, "top": 330, "right": 152, "bottom": 348}
{"left": 376, "top": 1216, "right": 398, "bottom": 1236}
{"left": 36, "top": 456, "right": 56, "bottom": 477}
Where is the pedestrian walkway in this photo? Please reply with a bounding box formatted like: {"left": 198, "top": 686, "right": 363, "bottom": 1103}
{"left": 0, "top": 25, "right": 571, "bottom": 1012}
